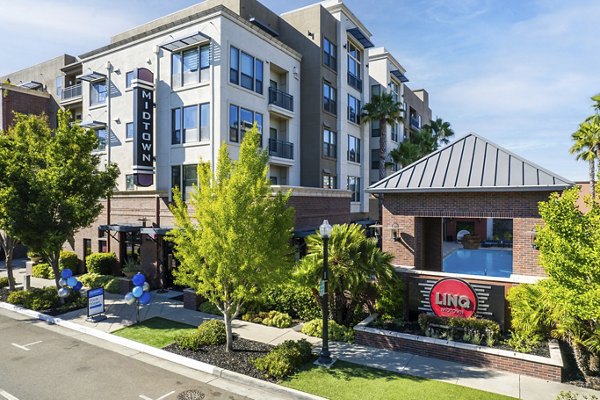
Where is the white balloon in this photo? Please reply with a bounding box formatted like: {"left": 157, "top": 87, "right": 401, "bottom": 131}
{"left": 59, "top": 278, "right": 68, "bottom": 287}
{"left": 142, "top": 282, "right": 150, "bottom": 292}
{"left": 58, "top": 287, "right": 70, "bottom": 298}
{"left": 124, "top": 292, "right": 136, "bottom": 305}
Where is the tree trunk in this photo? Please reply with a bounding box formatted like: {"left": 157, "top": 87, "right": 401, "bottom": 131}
{"left": 223, "top": 310, "right": 234, "bottom": 353}
{"left": 6, "top": 249, "right": 15, "bottom": 291}
{"left": 48, "top": 249, "right": 61, "bottom": 289}
{"left": 571, "top": 339, "right": 592, "bottom": 382}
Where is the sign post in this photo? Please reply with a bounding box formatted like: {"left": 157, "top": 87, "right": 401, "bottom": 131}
{"left": 86, "top": 287, "right": 107, "bottom": 322}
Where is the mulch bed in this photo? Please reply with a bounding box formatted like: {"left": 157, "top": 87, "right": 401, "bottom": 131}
{"left": 164, "top": 337, "right": 275, "bottom": 382}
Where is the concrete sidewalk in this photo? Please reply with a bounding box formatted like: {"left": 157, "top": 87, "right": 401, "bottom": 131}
{"left": 2, "top": 260, "right": 600, "bottom": 400}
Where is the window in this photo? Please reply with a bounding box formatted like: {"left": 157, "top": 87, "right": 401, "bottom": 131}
{"left": 323, "top": 82, "right": 336, "bottom": 114}
{"left": 83, "top": 239, "right": 92, "bottom": 266}
{"left": 125, "top": 174, "right": 135, "bottom": 190}
{"left": 230, "top": 46, "right": 263, "bottom": 94}
{"left": 348, "top": 95, "right": 361, "bottom": 124}
{"left": 322, "top": 174, "right": 336, "bottom": 189}
{"left": 229, "top": 104, "right": 263, "bottom": 143}
{"left": 171, "top": 103, "right": 210, "bottom": 144}
{"left": 371, "top": 119, "right": 381, "bottom": 137}
{"left": 122, "top": 232, "right": 141, "bottom": 263}
{"left": 126, "top": 71, "right": 134, "bottom": 88}
{"left": 90, "top": 81, "right": 107, "bottom": 106}
{"left": 126, "top": 122, "right": 134, "bottom": 140}
{"left": 371, "top": 149, "right": 380, "bottom": 170}
{"left": 323, "top": 37, "right": 337, "bottom": 70}
{"left": 171, "top": 45, "right": 209, "bottom": 88}
{"left": 347, "top": 176, "right": 360, "bottom": 202}
{"left": 347, "top": 41, "right": 362, "bottom": 91}
{"left": 371, "top": 84, "right": 381, "bottom": 98}
{"left": 391, "top": 122, "right": 399, "bottom": 142}
{"left": 55, "top": 76, "right": 62, "bottom": 97}
{"left": 98, "top": 240, "right": 108, "bottom": 253}
{"left": 95, "top": 128, "right": 107, "bottom": 151}
{"left": 390, "top": 81, "right": 400, "bottom": 103}
{"left": 171, "top": 165, "right": 181, "bottom": 199}
{"left": 347, "top": 135, "right": 361, "bottom": 163}
{"left": 323, "top": 128, "right": 336, "bottom": 158}
{"left": 183, "top": 164, "right": 197, "bottom": 201}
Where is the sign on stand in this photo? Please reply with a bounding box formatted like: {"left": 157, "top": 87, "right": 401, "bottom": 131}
{"left": 87, "top": 287, "right": 107, "bottom": 322}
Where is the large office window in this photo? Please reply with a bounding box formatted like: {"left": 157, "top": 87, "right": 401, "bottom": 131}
{"left": 371, "top": 149, "right": 380, "bottom": 170}
{"left": 323, "top": 82, "right": 337, "bottom": 114}
{"left": 371, "top": 119, "right": 381, "bottom": 137}
{"left": 347, "top": 176, "right": 360, "bottom": 202}
{"left": 229, "top": 104, "right": 263, "bottom": 143}
{"left": 172, "top": 45, "right": 209, "bottom": 88}
{"left": 323, "top": 128, "right": 336, "bottom": 158}
{"left": 230, "top": 46, "right": 263, "bottom": 94}
{"left": 171, "top": 103, "right": 210, "bottom": 145}
{"left": 171, "top": 164, "right": 198, "bottom": 201}
{"left": 90, "top": 81, "right": 107, "bottom": 106}
{"left": 348, "top": 95, "right": 361, "bottom": 124}
{"left": 95, "top": 128, "right": 107, "bottom": 151}
{"left": 323, "top": 37, "right": 337, "bottom": 70}
{"left": 347, "top": 135, "right": 361, "bottom": 163}
{"left": 347, "top": 41, "right": 362, "bottom": 91}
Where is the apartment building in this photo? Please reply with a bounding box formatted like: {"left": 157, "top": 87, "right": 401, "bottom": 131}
{"left": 1, "top": 0, "right": 433, "bottom": 279}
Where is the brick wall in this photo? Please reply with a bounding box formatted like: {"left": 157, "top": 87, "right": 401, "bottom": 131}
{"left": 355, "top": 328, "right": 562, "bottom": 382}
{"left": 383, "top": 191, "right": 551, "bottom": 276}
{"left": 1, "top": 88, "right": 50, "bottom": 130}
{"left": 288, "top": 195, "right": 350, "bottom": 230}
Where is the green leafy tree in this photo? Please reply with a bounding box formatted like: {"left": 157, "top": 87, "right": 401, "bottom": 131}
{"left": 518, "top": 187, "right": 600, "bottom": 383}
{"left": 570, "top": 115, "right": 600, "bottom": 199}
{"left": 167, "top": 126, "right": 295, "bottom": 352}
{"left": 294, "top": 223, "right": 397, "bottom": 326}
{"left": 0, "top": 112, "right": 118, "bottom": 288}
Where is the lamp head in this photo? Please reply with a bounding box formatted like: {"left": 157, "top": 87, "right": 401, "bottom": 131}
{"left": 320, "top": 219, "right": 332, "bottom": 239}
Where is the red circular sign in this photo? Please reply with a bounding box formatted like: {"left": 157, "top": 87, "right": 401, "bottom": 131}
{"left": 429, "top": 278, "right": 478, "bottom": 318}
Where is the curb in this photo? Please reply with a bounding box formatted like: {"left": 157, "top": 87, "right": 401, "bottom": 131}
{"left": 0, "top": 302, "right": 325, "bottom": 400}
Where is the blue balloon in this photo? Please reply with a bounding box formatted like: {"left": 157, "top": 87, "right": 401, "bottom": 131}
{"left": 132, "top": 285, "right": 143, "bottom": 298}
{"left": 67, "top": 277, "right": 78, "bottom": 287}
{"left": 139, "top": 292, "right": 151, "bottom": 305}
{"left": 132, "top": 273, "right": 145, "bottom": 286}
{"left": 73, "top": 281, "right": 83, "bottom": 291}
{"left": 61, "top": 268, "right": 73, "bottom": 279}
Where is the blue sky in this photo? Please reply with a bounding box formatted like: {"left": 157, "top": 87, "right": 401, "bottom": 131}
{"left": 1, "top": 0, "right": 598, "bottom": 181}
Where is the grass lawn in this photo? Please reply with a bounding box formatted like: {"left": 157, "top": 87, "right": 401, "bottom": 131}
{"left": 283, "top": 361, "right": 516, "bottom": 400}
{"left": 113, "top": 317, "right": 195, "bottom": 348}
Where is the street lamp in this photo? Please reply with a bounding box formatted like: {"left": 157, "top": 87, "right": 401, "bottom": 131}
{"left": 317, "top": 219, "right": 333, "bottom": 366}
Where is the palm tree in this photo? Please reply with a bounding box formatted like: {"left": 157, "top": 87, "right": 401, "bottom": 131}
{"left": 361, "top": 92, "right": 403, "bottom": 181}
{"left": 570, "top": 116, "right": 600, "bottom": 199}
{"left": 423, "top": 117, "right": 455, "bottom": 150}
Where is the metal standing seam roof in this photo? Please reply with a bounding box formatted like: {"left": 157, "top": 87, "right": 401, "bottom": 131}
{"left": 367, "top": 133, "right": 574, "bottom": 193}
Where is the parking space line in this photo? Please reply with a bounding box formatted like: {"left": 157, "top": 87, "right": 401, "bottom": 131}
{"left": 139, "top": 390, "right": 175, "bottom": 400}
{"left": 0, "top": 389, "right": 20, "bottom": 400}
{"left": 11, "top": 340, "right": 42, "bottom": 351}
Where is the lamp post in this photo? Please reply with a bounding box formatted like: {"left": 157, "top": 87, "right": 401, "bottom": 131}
{"left": 317, "top": 219, "right": 333, "bottom": 366}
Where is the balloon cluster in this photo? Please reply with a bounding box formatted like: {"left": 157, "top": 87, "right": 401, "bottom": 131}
{"left": 58, "top": 268, "right": 82, "bottom": 298}
{"left": 124, "top": 273, "right": 151, "bottom": 305}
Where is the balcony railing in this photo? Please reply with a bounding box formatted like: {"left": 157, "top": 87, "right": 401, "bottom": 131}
{"left": 269, "top": 138, "right": 294, "bottom": 160}
{"left": 61, "top": 83, "right": 82, "bottom": 101}
{"left": 410, "top": 116, "right": 421, "bottom": 131}
{"left": 347, "top": 73, "right": 362, "bottom": 92}
{"left": 268, "top": 87, "right": 294, "bottom": 112}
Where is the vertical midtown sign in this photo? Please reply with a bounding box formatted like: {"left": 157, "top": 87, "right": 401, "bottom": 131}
{"left": 132, "top": 67, "right": 155, "bottom": 187}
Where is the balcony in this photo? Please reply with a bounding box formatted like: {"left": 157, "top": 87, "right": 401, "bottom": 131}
{"left": 61, "top": 84, "right": 82, "bottom": 102}
{"left": 410, "top": 116, "right": 421, "bottom": 131}
{"left": 268, "top": 87, "right": 293, "bottom": 112}
{"left": 269, "top": 138, "right": 294, "bottom": 160}
{"left": 347, "top": 73, "right": 362, "bottom": 92}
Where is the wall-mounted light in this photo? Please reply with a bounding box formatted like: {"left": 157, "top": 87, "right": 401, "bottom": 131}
{"left": 530, "top": 227, "right": 538, "bottom": 249}
{"left": 307, "top": 31, "right": 315, "bottom": 39}
{"left": 343, "top": 43, "right": 347, "bottom": 49}
{"left": 391, "top": 223, "right": 400, "bottom": 242}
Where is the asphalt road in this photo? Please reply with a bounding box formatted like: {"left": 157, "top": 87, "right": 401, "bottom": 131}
{"left": 0, "top": 311, "right": 245, "bottom": 400}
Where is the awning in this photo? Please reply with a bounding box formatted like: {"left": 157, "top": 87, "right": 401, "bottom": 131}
{"left": 160, "top": 32, "right": 210, "bottom": 52}
{"left": 19, "top": 81, "right": 43, "bottom": 90}
{"left": 347, "top": 28, "right": 374, "bottom": 49}
{"left": 77, "top": 71, "right": 106, "bottom": 82}
{"left": 98, "top": 224, "right": 142, "bottom": 232}
{"left": 140, "top": 227, "right": 172, "bottom": 236}
{"left": 79, "top": 120, "right": 106, "bottom": 129}
{"left": 249, "top": 17, "right": 279, "bottom": 37}
{"left": 391, "top": 69, "right": 409, "bottom": 83}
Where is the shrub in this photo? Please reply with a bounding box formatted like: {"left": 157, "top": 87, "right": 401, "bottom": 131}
{"left": 7, "top": 289, "right": 28, "bottom": 305}
{"left": 252, "top": 284, "right": 321, "bottom": 321}
{"left": 0, "top": 277, "right": 10, "bottom": 288}
{"left": 59, "top": 250, "right": 79, "bottom": 272}
{"left": 103, "top": 277, "right": 121, "bottom": 294}
{"left": 417, "top": 314, "right": 500, "bottom": 345}
{"left": 507, "top": 330, "right": 542, "bottom": 353}
{"left": 556, "top": 391, "right": 599, "bottom": 400}
{"left": 198, "top": 301, "right": 221, "bottom": 315}
{"left": 196, "top": 319, "right": 226, "bottom": 346}
{"left": 301, "top": 318, "right": 354, "bottom": 343}
{"left": 242, "top": 310, "right": 292, "bottom": 328}
{"left": 253, "top": 339, "right": 313, "bottom": 380}
{"left": 7, "top": 287, "right": 82, "bottom": 312}
{"left": 32, "top": 263, "right": 53, "bottom": 279}
{"left": 375, "top": 276, "right": 404, "bottom": 320}
{"left": 78, "top": 273, "right": 121, "bottom": 293}
{"left": 86, "top": 252, "right": 116, "bottom": 275}
{"left": 175, "top": 331, "right": 205, "bottom": 351}
{"left": 506, "top": 283, "right": 548, "bottom": 352}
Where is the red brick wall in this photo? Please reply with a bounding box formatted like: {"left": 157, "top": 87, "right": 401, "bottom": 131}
{"left": 1, "top": 89, "right": 50, "bottom": 130}
{"left": 355, "top": 329, "right": 562, "bottom": 381}
{"left": 383, "top": 192, "right": 551, "bottom": 276}
{"left": 288, "top": 195, "right": 350, "bottom": 230}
